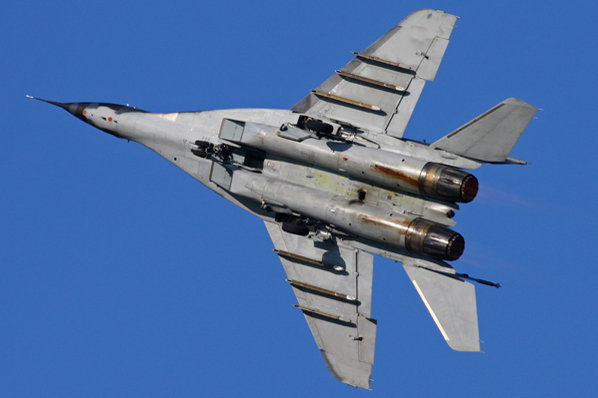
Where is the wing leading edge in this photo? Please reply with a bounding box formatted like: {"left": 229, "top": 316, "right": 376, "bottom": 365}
{"left": 292, "top": 9, "right": 457, "bottom": 138}
{"left": 264, "top": 221, "right": 376, "bottom": 389}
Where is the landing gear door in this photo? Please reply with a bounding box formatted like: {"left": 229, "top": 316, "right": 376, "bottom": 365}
{"left": 219, "top": 119, "right": 245, "bottom": 142}
{"left": 209, "top": 162, "right": 233, "bottom": 190}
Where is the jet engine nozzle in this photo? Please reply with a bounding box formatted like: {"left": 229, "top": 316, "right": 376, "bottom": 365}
{"left": 419, "top": 163, "right": 478, "bottom": 203}
{"left": 405, "top": 218, "right": 465, "bottom": 261}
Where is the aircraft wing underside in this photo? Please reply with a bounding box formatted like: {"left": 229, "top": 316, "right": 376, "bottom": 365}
{"left": 264, "top": 221, "right": 376, "bottom": 389}
{"left": 292, "top": 9, "right": 457, "bottom": 138}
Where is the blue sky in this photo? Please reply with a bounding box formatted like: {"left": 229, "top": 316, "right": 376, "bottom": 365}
{"left": 2, "top": 1, "right": 597, "bottom": 396}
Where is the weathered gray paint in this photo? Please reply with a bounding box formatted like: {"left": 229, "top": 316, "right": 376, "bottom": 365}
{"left": 223, "top": 120, "right": 475, "bottom": 203}
{"left": 292, "top": 9, "right": 457, "bottom": 138}
{"left": 432, "top": 97, "right": 538, "bottom": 162}
{"left": 30, "top": 8, "right": 536, "bottom": 391}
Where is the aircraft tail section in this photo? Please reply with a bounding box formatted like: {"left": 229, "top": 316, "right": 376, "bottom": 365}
{"left": 432, "top": 98, "right": 537, "bottom": 163}
{"left": 403, "top": 260, "right": 480, "bottom": 351}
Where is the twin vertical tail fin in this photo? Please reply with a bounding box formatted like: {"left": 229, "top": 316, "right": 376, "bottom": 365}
{"left": 432, "top": 98, "right": 537, "bottom": 163}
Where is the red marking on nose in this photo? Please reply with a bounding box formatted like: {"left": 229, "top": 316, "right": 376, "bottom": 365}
{"left": 82, "top": 110, "right": 87, "bottom": 115}
{"left": 108, "top": 117, "right": 113, "bottom": 122}
{"left": 343, "top": 157, "right": 348, "bottom": 161}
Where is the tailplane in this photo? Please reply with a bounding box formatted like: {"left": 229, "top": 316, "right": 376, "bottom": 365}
{"left": 402, "top": 259, "right": 480, "bottom": 351}
{"left": 432, "top": 98, "right": 537, "bottom": 163}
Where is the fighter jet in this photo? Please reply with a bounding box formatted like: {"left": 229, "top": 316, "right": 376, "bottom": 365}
{"left": 29, "top": 9, "right": 536, "bottom": 389}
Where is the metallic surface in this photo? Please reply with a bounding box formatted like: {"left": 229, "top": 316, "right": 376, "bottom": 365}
{"left": 418, "top": 163, "right": 479, "bottom": 203}
{"left": 372, "top": 163, "right": 420, "bottom": 187}
{"left": 294, "top": 304, "right": 345, "bottom": 322}
{"left": 288, "top": 279, "right": 357, "bottom": 302}
{"left": 311, "top": 90, "right": 382, "bottom": 112}
{"left": 404, "top": 218, "right": 465, "bottom": 261}
{"left": 275, "top": 250, "right": 336, "bottom": 269}
{"left": 32, "top": 8, "right": 536, "bottom": 391}
{"left": 336, "top": 70, "right": 406, "bottom": 92}
{"left": 353, "top": 52, "right": 416, "bottom": 73}
{"left": 225, "top": 120, "right": 478, "bottom": 203}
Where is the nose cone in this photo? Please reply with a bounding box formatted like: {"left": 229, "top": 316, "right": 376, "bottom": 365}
{"left": 26, "top": 95, "right": 128, "bottom": 139}
{"left": 27, "top": 95, "right": 89, "bottom": 120}
{"left": 28, "top": 95, "right": 147, "bottom": 141}
{"left": 65, "top": 102, "right": 87, "bottom": 120}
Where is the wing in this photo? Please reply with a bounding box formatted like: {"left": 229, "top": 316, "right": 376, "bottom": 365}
{"left": 292, "top": 9, "right": 457, "bottom": 138}
{"left": 402, "top": 257, "right": 480, "bottom": 351}
{"left": 264, "top": 221, "right": 376, "bottom": 389}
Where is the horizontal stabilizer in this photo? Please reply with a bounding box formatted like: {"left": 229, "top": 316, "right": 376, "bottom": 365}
{"left": 432, "top": 98, "right": 537, "bottom": 162}
{"left": 403, "top": 261, "right": 480, "bottom": 351}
